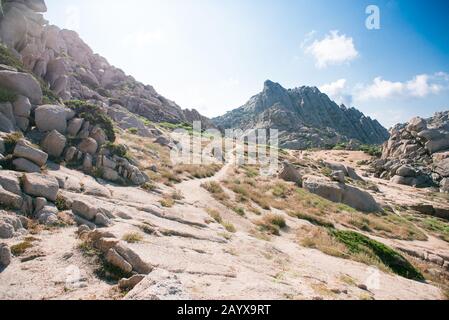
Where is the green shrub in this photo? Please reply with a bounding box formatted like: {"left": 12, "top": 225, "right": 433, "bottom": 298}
{"left": 331, "top": 230, "right": 424, "bottom": 281}
{"left": 360, "top": 145, "right": 382, "bottom": 157}
{"left": 0, "top": 87, "right": 17, "bottom": 103}
{"left": 55, "top": 195, "right": 69, "bottom": 211}
{"left": 103, "top": 142, "right": 129, "bottom": 159}
{"left": 0, "top": 44, "right": 26, "bottom": 71}
{"left": 233, "top": 207, "right": 246, "bottom": 217}
{"left": 294, "top": 212, "right": 334, "bottom": 228}
{"left": 65, "top": 100, "right": 116, "bottom": 142}
{"left": 127, "top": 127, "right": 138, "bottom": 135}
{"left": 333, "top": 143, "right": 347, "bottom": 150}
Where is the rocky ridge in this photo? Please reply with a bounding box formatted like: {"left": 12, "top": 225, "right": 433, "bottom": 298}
{"left": 0, "top": 0, "right": 212, "bottom": 126}
{"left": 371, "top": 111, "right": 449, "bottom": 193}
{"left": 212, "top": 80, "right": 389, "bottom": 149}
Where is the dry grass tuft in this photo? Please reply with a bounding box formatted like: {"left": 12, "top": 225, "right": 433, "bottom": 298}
{"left": 256, "top": 214, "right": 287, "bottom": 236}
{"left": 122, "top": 232, "right": 144, "bottom": 243}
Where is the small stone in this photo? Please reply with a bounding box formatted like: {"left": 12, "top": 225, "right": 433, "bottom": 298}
{"left": 83, "top": 154, "right": 93, "bottom": 172}
{"left": 13, "top": 158, "right": 41, "bottom": 173}
{"left": 94, "top": 212, "right": 110, "bottom": 227}
{"left": 67, "top": 118, "right": 84, "bottom": 137}
{"left": 41, "top": 130, "right": 67, "bottom": 158}
{"left": 33, "top": 197, "right": 47, "bottom": 214}
{"left": 22, "top": 173, "right": 59, "bottom": 202}
{"left": 119, "top": 274, "right": 145, "bottom": 290}
{"left": 65, "top": 146, "right": 77, "bottom": 163}
{"left": 0, "top": 243, "right": 11, "bottom": 267}
{"left": 72, "top": 200, "right": 97, "bottom": 221}
{"left": 94, "top": 237, "right": 119, "bottom": 253}
{"left": 0, "top": 185, "right": 23, "bottom": 210}
{"left": 331, "top": 170, "right": 346, "bottom": 183}
{"left": 78, "top": 138, "right": 98, "bottom": 155}
{"left": 106, "top": 248, "right": 133, "bottom": 274}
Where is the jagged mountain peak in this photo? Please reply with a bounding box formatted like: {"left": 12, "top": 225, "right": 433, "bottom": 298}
{"left": 212, "top": 80, "right": 389, "bottom": 149}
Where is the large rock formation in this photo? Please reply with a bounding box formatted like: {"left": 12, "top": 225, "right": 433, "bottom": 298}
{"left": 372, "top": 111, "right": 449, "bottom": 191}
{"left": 0, "top": 0, "right": 210, "bottom": 125}
{"left": 212, "top": 80, "right": 389, "bottom": 149}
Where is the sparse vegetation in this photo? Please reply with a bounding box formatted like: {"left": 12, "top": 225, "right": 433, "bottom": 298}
{"left": 331, "top": 230, "right": 424, "bottom": 281}
{"left": 233, "top": 207, "right": 246, "bottom": 217}
{"left": 0, "top": 44, "right": 26, "bottom": 71}
{"left": 292, "top": 212, "right": 334, "bottom": 228}
{"left": 3, "top": 131, "right": 23, "bottom": 154}
{"left": 331, "top": 142, "right": 382, "bottom": 157}
{"left": 159, "top": 122, "right": 195, "bottom": 134}
{"left": 0, "top": 87, "right": 17, "bottom": 103}
{"left": 142, "top": 182, "right": 157, "bottom": 192}
{"left": 65, "top": 100, "right": 116, "bottom": 142}
{"left": 160, "top": 197, "right": 175, "bottom": 208}
{"left": 207, "top": 208, "right": 223, "bottom": 223}
{"left": 122, "top": 232, "right": 144, "bottom": 243}
{"left": 10, "top": 241, "right": 33, "bottom": 256}
{"left": 175, "top": 164, "right": 222, "bottom": 179}
{"left": 201, "top": 181, "right": 229, "bottom": 201}
{"left": 256, "top": 214, "right": 287, "bottom": 236}
{"left": 103, "top": 142, "right": 130, "bottom": 159}
{"left": 55, "top": 195, "right": 69, "bottom": 211}
{"left": 206, "top": 208, "right": 236, "bottom": 233}
{"left": 359, "top": 145, "right": 382, "bottom": 157}
{"left": 222, "top": 221, "right": 236, "bottom": 233}
{"left": 421, "top": 217, "right": 449, "bottom": 242}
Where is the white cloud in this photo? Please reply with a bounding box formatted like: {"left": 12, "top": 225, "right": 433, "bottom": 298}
{"left": 319, "top": 79, "right": 352, "bottom": 106}
{"left": 355, "top": 72, "right": 449, "bottom": 101}
{"left": 305, "top": 30, "right": 359, "bottom": 68}
{"left": 406, "top": 74, "right": 442, "bottom": 97}
{"left": 356, "top": 77, "right": 404, "bottom": 100}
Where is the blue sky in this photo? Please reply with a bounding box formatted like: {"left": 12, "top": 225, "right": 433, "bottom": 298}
{"left": 45, "top": 0, "right": 449, "bottom": 127}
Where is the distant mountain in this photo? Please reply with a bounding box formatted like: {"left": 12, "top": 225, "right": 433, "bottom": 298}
{"left": 212, "top": 80, "right": 389, "bottom": 149}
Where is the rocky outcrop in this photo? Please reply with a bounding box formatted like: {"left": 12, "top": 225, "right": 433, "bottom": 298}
{"left": 0, "top": 71, "right": 42, "bottom": 104}
{"left": 212, "top": 80, "right": 389, "bottom": 149}
{"left": 278, "top": 161, "right": 302, "bottom": 185}
{"left": 374, "top": 111, "right": 449, "bottom": 191}
{"left": 0, "top": 211, "right": 26, "bottom": 238}
{"left": 125, "top": 269, "right": 189, "bottom": 300}
{"left": 0, "top": 0, "right": 209, "bottom": 125}
{"left": 35, "top": 105, "right": 71, "bottom": 133}
{"left": 79, "top": 229, "right": 152, "bottom": 275}
{"left": 303, "top": 176, "right": 381, "bottom": 212}
{"left": 22, "top": 173, "right": 59, "bottom": 202}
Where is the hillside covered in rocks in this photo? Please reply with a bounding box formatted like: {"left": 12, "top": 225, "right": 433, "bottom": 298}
{"left": 0, "top": 0, "right": 212, "bottom": 126}
{"left": 212, "top": 80, "right": 390, "bottom": 149}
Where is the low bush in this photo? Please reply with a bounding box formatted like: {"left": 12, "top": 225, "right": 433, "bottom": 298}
{"left": 3, "top": 132, "right": 23, "bottom": 154}
{"left": 331, "top": 230, "right": 424, "bottom": 281}
{"left": 65, "top": 100, "right": 116, "bottom": 142}
{"left": 0, "top": 87, "right": 17, "bottom": 103}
